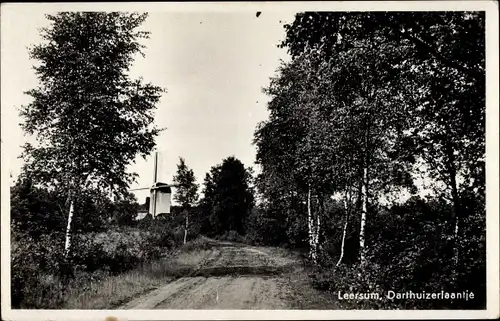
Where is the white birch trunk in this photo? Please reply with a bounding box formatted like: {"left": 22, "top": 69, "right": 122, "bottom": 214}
{"left": 183, "top": 211, "right": 189, "bottom": 244}
{"left": 359, "top": 167, "right": 368, "bottom": 266}
{"left": 314, "top": 210, "right": 320, "bottom": 256}
{"left": 454, "top": 218, "right": 459, "bottom": 266}
{"left": 307, "top": 186, "right": 316, "bottom": 263}
{"left": 64, "top": 199, "right": 75, "bottom": 257}
{"left": 337, "top": 191, "right": 350, "bottom": 266}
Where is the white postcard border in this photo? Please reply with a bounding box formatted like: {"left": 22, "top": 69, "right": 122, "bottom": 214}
{"left": 1, "top": 1, "right": 498, "bottom": 320}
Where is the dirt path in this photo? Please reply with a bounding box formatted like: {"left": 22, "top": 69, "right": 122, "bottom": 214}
{"left": 120, "top": 239, "right": 335, "bottom": 309}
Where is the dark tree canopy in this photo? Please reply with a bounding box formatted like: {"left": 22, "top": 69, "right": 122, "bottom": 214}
{"left": 200, "top": 156, "right": 254, "bottom": 236}
{"left": 281, "top": 12, "right": 484, "bottom": 80}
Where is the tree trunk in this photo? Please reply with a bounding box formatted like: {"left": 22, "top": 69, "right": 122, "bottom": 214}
{"left": 359, "top": 117, "right": 371, "bottom": 267}
{"left": 307, "top": 186, "right": 316, "bottom": 263}
{"left": 454, "top": 218, "right": 459, "bottom": 266}
{"left": 337, "top": 189, "right": 351, "bottom": 266}
{"left": 445, "top": 141, "right": 461, "bottom": 281}
{"left": 64, "top": 198, "right": 75, "bottom": 257}
{"left": 359, "top": 167, "right": 368, "bottom": 266}
{"left": 450, "top": 173, "right": 460, "bottom": 264}
{"left": 317, "top": 212, "right": 321, "bottom": 248}
{"left": 314, "top": 202, "right": 321, "bottom": 258}
{"left": 183, "top": 210, "right": 189, "bottom": 244}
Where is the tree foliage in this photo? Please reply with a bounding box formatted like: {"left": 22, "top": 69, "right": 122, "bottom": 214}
{"left": 10, "top": 176, "right": 66, "bottom": 239}
{"left": 253, "top": 11, "right": 485, "bottom": 308}
{"left": 173, "top": 157, "right": 199, "bottom": 243}
{"left": 199, "top": 156, "right": 255, "bottom": 236}
{"left": 20, "top": 12, "right": 164, "bottom": 198}
{"left": 18, "top": 12, "right": 164, "bottom": 256}
{"left": 172, "top": 157, "right": 199, "bottom": 209}
{"left": 281, "top": 11, "right": 485, "bottom": 199}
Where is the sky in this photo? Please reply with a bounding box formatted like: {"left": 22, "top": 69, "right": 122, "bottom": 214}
{"left": 1, "top": 9, "right": 295, "bottom": 203}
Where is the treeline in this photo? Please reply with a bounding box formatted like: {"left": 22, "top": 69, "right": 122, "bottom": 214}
{"left": 142, "top": 155, "right": 256, "bottom": 244}
{"left": 11, "top": 178, "right": 141, "bottom": 236}
{"left": 251, "top": 12, "right": 485, "bottom": 309}
{"left": 10, "top": 153, "right": 256, "bottom": 308}
{"left": 170, "top": 156, "right": 256, "bottom": 243}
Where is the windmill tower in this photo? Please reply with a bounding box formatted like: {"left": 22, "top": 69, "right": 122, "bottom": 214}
{"left": 130, "top": 151, "right": 178, "bottom": 218}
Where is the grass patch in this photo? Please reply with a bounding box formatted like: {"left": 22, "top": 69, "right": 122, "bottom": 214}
{"left": 178, "top": 236, "right": 213, "bottom": 252}
{"left": 64, "top": 269, "right": 171, "bottom": 309}
{"left": 61, "top": 237, "right": 215, "bottom": 309}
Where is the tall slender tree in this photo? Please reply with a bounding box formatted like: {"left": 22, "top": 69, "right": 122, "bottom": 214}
{"left": 280, "top": 11, "right": 485, "bottom": 271}
{"left": 173, "top": 157, "right": 199, "bottom": 244}
{"left": 256, "top": 48, "right": 415, "bottom": 263}
{"left": 19, "top": 12, "right": 164, "bottom": 257}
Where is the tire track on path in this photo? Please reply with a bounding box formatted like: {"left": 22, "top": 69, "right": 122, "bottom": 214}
{"left": 120, "top": 240, "right": 336, "bottom": 309}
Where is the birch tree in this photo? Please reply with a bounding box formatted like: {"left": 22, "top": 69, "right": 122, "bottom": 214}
{"left": 281, "top": 11, "right": 485, "bottom": 271}
{"left": 258, "top": 12, "right": 419, "bottom": 266}
{"left": 19, "top": 12, "right": 164, "bottom": 257}
{"left": 172, "top": 157, "right": 199, "bottom": 244}
{"left": 256, "top": 53, "right": 322, "bottom": 262}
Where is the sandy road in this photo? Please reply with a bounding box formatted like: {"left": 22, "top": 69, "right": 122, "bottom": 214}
{"left": 120, "top": 240, "right": 333, "bottom": 309}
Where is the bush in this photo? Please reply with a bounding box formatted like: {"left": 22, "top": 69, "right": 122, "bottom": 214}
{"left": 70, "top": 228, "right": 159, "bottom": 274}
{"left": 180, "top": 236, "right": 212, "bottom": 252}
{"left": 310, "top": 262, "right": 400, "bottom": 309}
{"left": 226, "top": 230, "right": 241, "bottom": 242}
{"left": 112, "top": 192, "right": 140, "bottom": 227}
{"left": 218, "top": 230, "right": 245, "bottom": 243}
{"left": 240, "top": 234, "right": 255, "bottom": 245}
{"left": 10, "top": 179, "right": 66, "bottom": 239}
{"left": 11, "top": 232, "right": 68, "bottom": 308}
{"left": 11, "top": 223, "right": 183, "bottom": 308}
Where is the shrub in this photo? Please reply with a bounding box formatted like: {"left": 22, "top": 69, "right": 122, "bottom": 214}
{"left": 11, "top": 232, "right": 67, "bottom": 308}
{"left": 226, "top": 230, "right": 241, "bottom": 242}
{"left": 218, "top": 230, "right": 246, "bottom": 243}
{"left": 241, "top": 234, "right": 255, "bottom": 245}
{"left": 10, "top": 179, "right": 66, "bottom": 238}
{"left": 180, "top": 236, "right": 212, "bottom": 252}
{"left": 70, "top": 227, "right": 168, "bottom": 274}
{"left": 245, "top": 205, "right": 302, "bottom": 247}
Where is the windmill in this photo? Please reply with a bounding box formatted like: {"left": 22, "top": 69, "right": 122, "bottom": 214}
{"left": 130, "top": 151, "right": 179, "bottom": 217}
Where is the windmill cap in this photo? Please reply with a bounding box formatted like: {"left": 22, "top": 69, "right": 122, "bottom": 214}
{"left": 150, "top": 182, "right": 172, "bottom": 193}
